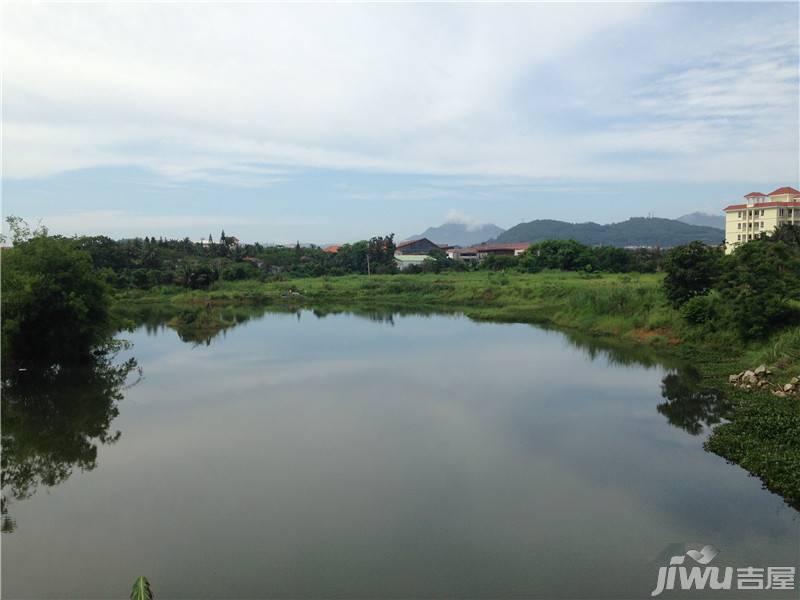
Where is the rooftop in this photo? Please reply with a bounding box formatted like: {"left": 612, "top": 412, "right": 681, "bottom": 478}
{"left": 724, "top": 201, "right": 800, "bottom": 211}
{"left": 768, "top": 186, "right": 800, "bottom": 196}
{"left": 457, "top": 243, "right": 530, "bottom": 253}
{"left": 396, "top": 237, "right": 439, "bottom": 249}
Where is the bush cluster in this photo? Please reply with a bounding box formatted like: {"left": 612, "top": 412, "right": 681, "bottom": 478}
{"left": 663, "top": 225, "right": 800, "bottom": 339}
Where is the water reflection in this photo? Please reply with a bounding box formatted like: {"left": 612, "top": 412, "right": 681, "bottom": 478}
{"left": 3, "top": 310, "right": 793, "bottom": 599}
{"left": 118, "top": 303, "right": 276, "bottom": 346}
{"left": 557, "top": 327, "right": 682, "bottom": 369}
{"left": 3, "top": 306, "right": 731, "bottom": 532}
{"left": 121, "top": 303, "right": 449, "bottom": 345}
{"left": 1, "top": 349, "right": 141, "bottom": 532}
{"left": 125, "top": 303, "right": 732, "bottom": 439}
{"left": 658, "top": 367, "right": 732, "bottom": 435}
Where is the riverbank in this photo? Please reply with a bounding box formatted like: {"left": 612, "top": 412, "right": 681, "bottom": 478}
{"left": 115, "top": 271, "right": 799, "bottom": 507}
{"left": 117, "top": 271, "right": 683, "bottom": 343}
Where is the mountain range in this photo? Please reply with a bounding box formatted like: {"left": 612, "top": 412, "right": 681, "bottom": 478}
{"left": 489, "top": 217, "right": 724, "bottom": 247}
{"left": 676, "top": 212, "right": 725, "bottom": 230}
{"left": 407, "top": 222, "right": 505, "bottom": 247}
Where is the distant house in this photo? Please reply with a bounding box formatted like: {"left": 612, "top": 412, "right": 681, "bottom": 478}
{"left": 395, "top": 238, "right": 441, "bottom": 255}
{"left": 323, "top": 245, "right": 341, "bottom": 254}
{"left": 451, "top": 243, "right": 530, "bottom": 262}
{"left": 394, "top": 254, "right": 433, "bottom": 270}
{"left": 242, "top": 256, "right": 264, "bottom": 269}
{"left": 724, "top": 186, "right": 800, "bottom": 253}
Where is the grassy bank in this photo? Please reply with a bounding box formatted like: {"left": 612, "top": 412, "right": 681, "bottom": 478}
{"left": 115, "top": 270, "right": 800, "bottom": 507}
{"left": 117, "top": 271, "right": 684, "bottom": 345}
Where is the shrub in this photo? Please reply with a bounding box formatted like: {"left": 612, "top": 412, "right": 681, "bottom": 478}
{"left": 662, "top": 241, "right": 722, "bottom": 308}
{"left": 680, "top": 294, "right": 719, "bottom": 325}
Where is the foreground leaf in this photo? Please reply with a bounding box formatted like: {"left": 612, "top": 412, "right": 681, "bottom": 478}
{"left": 130, "top": 576, "right": 153, "bottom": 600}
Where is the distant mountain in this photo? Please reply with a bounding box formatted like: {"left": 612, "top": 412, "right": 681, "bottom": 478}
{"left": 490, "top": 217, "right": 724, "bottom": 247}
{"left": 677, "top": 212, "right": 725, "bottom": 230}
{"left": 407, "top": 222, "right": 505, "bottom": 247}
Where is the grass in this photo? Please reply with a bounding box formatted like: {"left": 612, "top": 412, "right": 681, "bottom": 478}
{"left": 115, "top": 270, "right": 800, "bottom": 507}
{"left": 117, "top": 271, "right": 686, "bottom": 347}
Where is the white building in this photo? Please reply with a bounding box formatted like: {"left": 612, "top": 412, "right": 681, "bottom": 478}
{"left": 724, "top": 186, "right": 800, "bottom": 253}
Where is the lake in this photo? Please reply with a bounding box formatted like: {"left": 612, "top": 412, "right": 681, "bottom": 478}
{"left": 2, "top": 309, "right": 798, "bottom": 598}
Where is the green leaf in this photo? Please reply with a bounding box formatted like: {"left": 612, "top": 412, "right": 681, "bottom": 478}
{"left": 130, "top": 576, "right": 153, "bottom": 600}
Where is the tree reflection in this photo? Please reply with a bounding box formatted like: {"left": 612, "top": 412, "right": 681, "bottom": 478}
{"left": 1, "top": 348, "right": 141, "bottom": 532}
{"left": 657, "top": 367, "right": 731, "bottom": 435}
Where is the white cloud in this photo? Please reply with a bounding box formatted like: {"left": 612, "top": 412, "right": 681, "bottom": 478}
{"left": 444, "top": 210, "right": 486, "bottom": 231}
{"left": 2, "top": 3, "right": 797, "bottom": 184}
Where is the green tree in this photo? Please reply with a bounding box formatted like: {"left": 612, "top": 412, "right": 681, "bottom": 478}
{"left": 367, "top": 234, "right": 396, "bottom": 274}
{"left": 520, "top": 239, "right": 594, "bottom": 272}
{"left": 662, "top": 241, "right": 722, "bottom": 308}
{"left": 2, "top": 218, "right": 113, "bottom": 366}
{"left": 75, "top": 235, "right": 130, "bottom": 271}
{"left": 717, "top": 240, "right": 800, "bottom": 338}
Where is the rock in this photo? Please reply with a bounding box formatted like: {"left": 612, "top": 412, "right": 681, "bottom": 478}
{"left": 754, "top": 364, "right": 767, "bottom": 376}
{"left": 729, "top": 374, "right": 739, "bottom": 384}
{"left": 758, "top": 380, "right": 769, "bottom": 387}
{"left": 791, "top": 376, "right": 799, "bottom": 385}
{"left": 773, "top": 390, "right": 787, "bottom": 398}
{"left": 784, "top": 383, "right": 795, "bottom": 392}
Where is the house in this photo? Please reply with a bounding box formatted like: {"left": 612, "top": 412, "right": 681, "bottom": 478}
{"left": 724, "top": 186, "right": 800, "bottom": 253}
{"left": 395, "top": 238, "right": 442, "bottom": 255}
{"left": 450, "top": 243, "right": 530, "bottom": 262}
{"left": 323, "top": 245, "right": 341, "bottom": 254}
{"left": 394, "top": 254, "right": 433, "bottom": 270}
{"left": 242, "top": 256, "right": 265, "bottom": 269}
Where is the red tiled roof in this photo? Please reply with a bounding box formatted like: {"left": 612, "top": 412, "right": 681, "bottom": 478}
{"left": 323, "top": 245, "right": 340, "bottom": 253}
{"left": 768, "top": 186, "right": 800, "bottom": 196}
{"left": 458, "top": 243, "right": 530, "bottom": 253}
{"left": 744, "top": 192, "right": 766, "bottom": 197}
{"left": 724, "top": 202, "right": 800, "bottom": 211}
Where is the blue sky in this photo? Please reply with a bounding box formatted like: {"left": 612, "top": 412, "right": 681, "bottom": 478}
{"left": 2, "top": 2, "right": 798, "bottom": 244}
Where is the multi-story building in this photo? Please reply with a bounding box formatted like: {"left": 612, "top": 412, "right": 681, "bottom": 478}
{"left": 724, "top": 186, "right": 800, "bottom": 253}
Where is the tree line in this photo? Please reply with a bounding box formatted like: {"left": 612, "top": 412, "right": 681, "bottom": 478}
{"left": 3, "top": 215, "right": 798, "bottom": 368}
{"left": 73, "top": 230, "right": 399, "bottom": 289}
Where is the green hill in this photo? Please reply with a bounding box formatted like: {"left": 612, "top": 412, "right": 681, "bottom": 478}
{"left": 490, "top": 217, "right": 724, "bottom": 247}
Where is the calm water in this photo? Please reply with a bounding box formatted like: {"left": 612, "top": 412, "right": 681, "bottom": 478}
{"left": 2, "top": 309, "right": 798, "bottom": 599}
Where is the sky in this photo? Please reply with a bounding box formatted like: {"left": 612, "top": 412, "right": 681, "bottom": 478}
{"left": 2, "top": 2, "right": 798, "bottom": 244}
